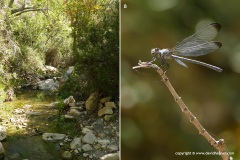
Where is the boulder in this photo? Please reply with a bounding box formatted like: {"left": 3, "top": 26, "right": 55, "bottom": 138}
{"left": 85, "top": 92, "right": 99, "bottom": 114}
{"left": 37, "top": 79, "right": 59, "bottom": 91}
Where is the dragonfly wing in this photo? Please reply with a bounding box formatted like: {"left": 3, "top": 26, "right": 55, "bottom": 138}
{"left": 172, "top": 41, "right": 222, "bottom": 56}
{"left": 172, "top": 23, "right": 221, "bottom": 56}
{"left": 175, "top": 59, "right": 188, "bottom": 68}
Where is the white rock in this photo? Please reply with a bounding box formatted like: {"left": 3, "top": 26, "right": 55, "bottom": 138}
{"left": 107, "top": 145, "right": 118, "bottom": 151}
{"left": 42, "top": 133, "right": 66, "bottom": 142}
{"left": 70, "top": 137, "right": 82, "bottom": 149}
{"left": 0, "top": 126, "right": 7, "bottom": 141}
{"left": 82, "top": 144, "right": 93, "bottom": 151}
{"left": 98, "top": 139, "right": 110, "bottom": 145}
{"left": 82, "top": 132, "right": 96, "bottom": 144}
{"left": 100, "top": 153, "right": 119, "bottom": 160}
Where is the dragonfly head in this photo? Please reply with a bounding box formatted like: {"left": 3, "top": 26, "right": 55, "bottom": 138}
{"left": 151, "top": 48, "right": 169, "bottom": 58}
{"left": 151, "top": 48, "right": 160, "bottom": 57}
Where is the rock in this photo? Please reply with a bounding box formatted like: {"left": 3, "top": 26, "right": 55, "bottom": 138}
{"left": 66, "top": 66, "right": 74, "bottom": 75}
{"left": 63, "top": 66, "right": 74, "bottom": 81}
{"left": 70, "top": 137, "right": 82, "bottom": 149}
{"left": 100, "top": 153, "right": 119, "bottom": 160}
{"left": 37, "top": 79, "right": 59, "bottom": 91}
{"left": 104, "top": 115, "right": 114, "bottom": 121}
{"left": 0, "top": 142, "right": 5, "bottom": 160}
{"left": 44, "top": 65, "right": 58, "bottom": 73}
{"left": 0, "top": 126, "right": 7, "bottom": 141}
{"left": 62, "top": 151, "right": 72, "bottom": 160}
{"left": 82, "top": 128, "right": 93, "bottom": 135}
{"left": 107, "top": 145, "right": 118, "bottom": 151}
{"left": 63, "top": 96, "right": 75, "bottom": 107}
{"left": 100, "top": 96, "right": 112, "bottom": 104}
{"left": 69, "top": 108, "right": 81, "bottom": 117}
{"left": 98, "top": 107, "right": 113, "bottom": 117}
{"left": 105, "top": 102, "right": 117, "bottom": 109}
{"left": 42, "top": 133, "right": 66, "bottom": 142}
{"left": 63, "top": 115, "right": 75, "bottom": 120}
{"left": 83, "top": 153, "right": 89, "bottom": 157}
{"left": 98, "top": 139, "right": 110, "bottom": 145}
{"left": 82, "top": 132, "right": 96, "bottom": 144}
{"left": 82, "top": 144, "right": 93, "bottom": 152}
{"left": 98, "top": 103, "right": 104, "bottom": 110}
{"left": 85, "top": 92, "right": 99, "bottom": 114}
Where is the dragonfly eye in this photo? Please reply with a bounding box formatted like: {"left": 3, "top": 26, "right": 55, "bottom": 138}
{"left": 151, "top": 48, "right": 160, "bottom": 56}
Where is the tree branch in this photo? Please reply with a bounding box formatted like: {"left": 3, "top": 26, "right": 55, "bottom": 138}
{"left": 133, "top": 61, "right": 231, "bottom": 160}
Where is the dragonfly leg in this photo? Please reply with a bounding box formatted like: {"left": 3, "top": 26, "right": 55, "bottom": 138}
{"left": 160, "top": 58, "right": 169, "bottom": 75}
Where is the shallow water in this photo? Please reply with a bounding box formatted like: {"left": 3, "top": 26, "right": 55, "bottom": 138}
{"left": 1, "top": 89, "right": 62, "bottom": 159}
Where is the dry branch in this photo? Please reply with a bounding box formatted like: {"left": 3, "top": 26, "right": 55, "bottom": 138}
{"left": 133, "top": 61, "right": 231, "bottom": 160}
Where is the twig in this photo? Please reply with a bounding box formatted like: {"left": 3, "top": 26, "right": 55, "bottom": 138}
{"left": 133, "top": 61, "right": 231, "bottom": 160}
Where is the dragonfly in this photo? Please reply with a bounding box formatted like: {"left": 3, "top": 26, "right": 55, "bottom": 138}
{"left": 150, "top": 23, "right": 222, "bottom": 72}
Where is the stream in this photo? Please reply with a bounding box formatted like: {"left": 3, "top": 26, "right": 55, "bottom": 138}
{"left": 0, "top": 89, "right": 63, "bottom": 159}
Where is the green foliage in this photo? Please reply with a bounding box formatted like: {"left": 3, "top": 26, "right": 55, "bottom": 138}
{"left": 61, "top": 0, "right": 119, "bottom": 98}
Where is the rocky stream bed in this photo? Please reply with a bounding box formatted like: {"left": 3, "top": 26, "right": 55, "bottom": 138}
{"left": 0, "top": 66, "right": 119, "bottom": 160}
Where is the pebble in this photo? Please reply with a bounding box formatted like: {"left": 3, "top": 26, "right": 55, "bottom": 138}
{"left": 70, "top": 137, "right": 82, "bottom": 149}
{"left": 98, "top": 139, "right": 110, "bottom": 145}
{"left": 82, "top": 127, "right": 93, "bottom": 134}
{"left": 83, "top": 153, "right": 89, "bottom": 157}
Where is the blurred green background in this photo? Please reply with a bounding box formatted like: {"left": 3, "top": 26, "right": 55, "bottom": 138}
{"left": 121, "top": 0, "right": 240, "bottom": 160}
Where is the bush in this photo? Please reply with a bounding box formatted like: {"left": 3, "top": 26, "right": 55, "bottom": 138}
{"left": 60, "top": 0, "right": 119, "bottom": 99}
